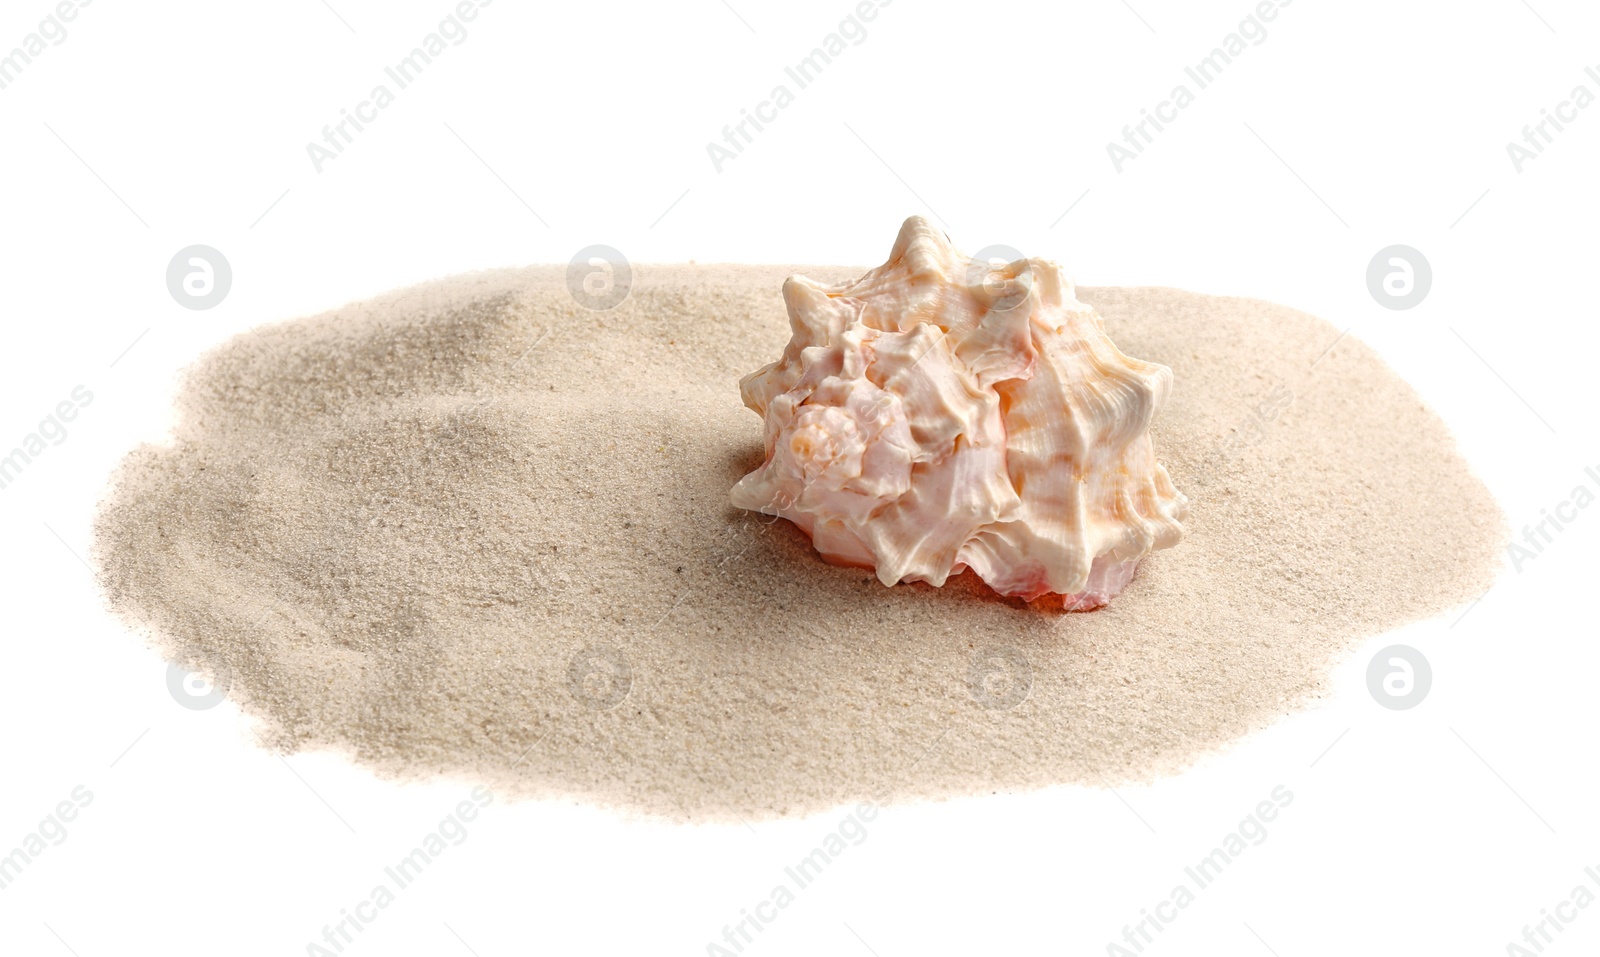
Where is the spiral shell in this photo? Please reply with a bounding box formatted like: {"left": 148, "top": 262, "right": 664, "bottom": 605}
{"left": 731, "top": 217, "right": 1188, "bottom": 607}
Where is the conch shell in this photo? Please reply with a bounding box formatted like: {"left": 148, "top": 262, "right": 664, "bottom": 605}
{"left": 730, "top": 217, "right": 1188, "bottom": 608}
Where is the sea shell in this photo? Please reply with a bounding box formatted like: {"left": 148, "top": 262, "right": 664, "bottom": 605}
{"left": 730, "top": 216, "right": 1188, "bottom": 608}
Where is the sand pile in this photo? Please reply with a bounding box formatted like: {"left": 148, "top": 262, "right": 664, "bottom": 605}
{"left": 93, "top": 264, "right": 1504, "bottom": 821}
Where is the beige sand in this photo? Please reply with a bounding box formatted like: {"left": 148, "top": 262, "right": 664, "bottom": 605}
{"left": 93, "top": 265, "right": 1504, "bottom": 821}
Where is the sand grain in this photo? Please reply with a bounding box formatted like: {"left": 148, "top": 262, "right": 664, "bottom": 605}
{"left": 93, "top": 265, "right": 1504, "bottom": 820}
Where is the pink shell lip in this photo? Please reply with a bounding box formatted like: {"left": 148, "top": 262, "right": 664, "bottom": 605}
{"left": 780, "top": 505, "right": 1144, "bottom": 613}
{"left": 979, "top": 554, "right": 1142, "bottom": 610}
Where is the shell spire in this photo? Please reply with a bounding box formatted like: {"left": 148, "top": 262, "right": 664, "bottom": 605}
{"left": 731, "top": 217, "right": 1188, "bottom": 608}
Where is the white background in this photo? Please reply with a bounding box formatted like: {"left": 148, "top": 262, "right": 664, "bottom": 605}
{"left": 1, "top": 1, "right": 1597, "bottom": 954}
